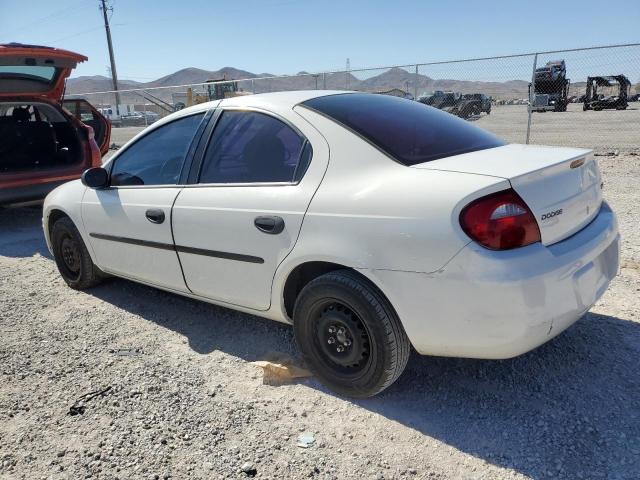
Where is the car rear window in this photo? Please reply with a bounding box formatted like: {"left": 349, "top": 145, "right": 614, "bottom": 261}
{"left": 0, "top": 65, "right": 57, "bottom": 82}
{"left": 301, "top": 93, "right": 504, "bottom": 165}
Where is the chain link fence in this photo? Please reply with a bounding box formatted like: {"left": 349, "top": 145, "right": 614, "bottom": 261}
{"left": 65, "top": 43, "right": 640, "bottom": 152}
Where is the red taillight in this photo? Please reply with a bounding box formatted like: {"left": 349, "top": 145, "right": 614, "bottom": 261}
{"left": 459, "top": 189, "right": 541, "bottom": 250}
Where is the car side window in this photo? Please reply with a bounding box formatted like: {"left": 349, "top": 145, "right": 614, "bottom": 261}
{"left": 199, "top": 110, "right": 308, "bottom": 184}
{"left": 110, "top": 113, "right": 204, "bottom": 186}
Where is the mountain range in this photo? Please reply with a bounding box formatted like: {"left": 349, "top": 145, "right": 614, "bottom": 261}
{"left": 65, "top": 66, "right": 588, "bottom": 106}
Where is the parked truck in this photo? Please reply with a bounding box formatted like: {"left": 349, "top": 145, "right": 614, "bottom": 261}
{"left": 529, "top": 60, "right": 570, "bottom": 112}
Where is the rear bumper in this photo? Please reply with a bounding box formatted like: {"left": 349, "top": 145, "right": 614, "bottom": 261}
{"left": 0, "top": 180, "right": 68, "bottom": 206}
{"left": 369, "top": 202, "right": 620, "bottom": 359}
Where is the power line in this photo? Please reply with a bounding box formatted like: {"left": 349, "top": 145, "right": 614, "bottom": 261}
{"left": 49, "top": 25, "right": 105, "bottom": 44}
{"left": 1, "top": 0, "right": 93, "bottom": 38}
{"left": 110, "top": 0, "right": 305, "bottom": 28}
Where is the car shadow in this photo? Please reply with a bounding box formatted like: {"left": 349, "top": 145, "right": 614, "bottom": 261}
{"left": 86, "top": 276, "right": 640, "bottom": 480}
{"left": 365, "top": 312, "right": 640, "bottom": 479}
{"left": 0, "top": 206, "right": 52, "bottom": 258}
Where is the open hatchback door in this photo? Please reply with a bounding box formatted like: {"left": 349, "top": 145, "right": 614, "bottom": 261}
{"left": 0, "top": 43, "right": 109, "bottom": 153}
{"left": 0, "top": 43, "right": 86, "bottom": 100}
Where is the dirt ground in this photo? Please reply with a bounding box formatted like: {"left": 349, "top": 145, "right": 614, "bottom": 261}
{"left": 1, "top": 156, "right": 639, "bottom": 477}
{"left": 475, "top": 103, "right": 640, "bottom": 152}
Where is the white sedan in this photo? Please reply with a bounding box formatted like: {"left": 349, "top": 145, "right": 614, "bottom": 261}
{"left": 43, "top": 91, "right": 620, "bottom": 397}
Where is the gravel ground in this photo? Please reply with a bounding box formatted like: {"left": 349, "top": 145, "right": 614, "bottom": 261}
{"left": 475, "top": 103, "right": 640, "bottom": 152}
{"left": 1, "top": 153, "right": 639, "bottom": 480}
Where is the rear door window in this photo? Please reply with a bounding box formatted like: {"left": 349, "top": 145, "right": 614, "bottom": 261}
{"left": 198, "top": 110, "right": 308, "bottom": 184}
{"left": 302, "top": 93, "right": 504, "bottom": 165}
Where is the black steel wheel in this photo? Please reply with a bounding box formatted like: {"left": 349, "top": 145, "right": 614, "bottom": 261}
{"left": 293, "top": 270, "right": 410, "bottom": 398}
{"left": 313, "top": 300, "right": 372, "bottom": 374}
{"left": 59, "top": 233, "right": 82, "bottom": 281}
{"left": 51, "top": 216, "right": 104, "bottom": 289}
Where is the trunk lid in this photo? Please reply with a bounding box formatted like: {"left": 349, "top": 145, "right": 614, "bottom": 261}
{"left": 413, "top": 144, "right": 603, "bottom": 246}
{"left": 0, "top": 43, "right": 87, "bottom": 101}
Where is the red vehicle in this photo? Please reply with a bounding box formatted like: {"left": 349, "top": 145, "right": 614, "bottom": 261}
{"left": 0, "top": 43, "right": 110, "bottom": 206}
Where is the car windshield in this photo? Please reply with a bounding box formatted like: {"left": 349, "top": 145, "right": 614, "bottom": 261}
{"left": 302, "top": 93, "right": 504, "bottom": 165}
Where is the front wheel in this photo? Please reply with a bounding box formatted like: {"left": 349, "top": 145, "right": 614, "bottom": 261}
{"left": 51, "top": 217, "right": 104, "bottom": 290}
{"left": 293, "top": 270, "right": 410, "bottom": 398}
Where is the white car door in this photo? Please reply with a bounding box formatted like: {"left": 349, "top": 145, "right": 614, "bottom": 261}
{"left": 82, "top": 112, "right": 207, "bottom": 291}
{"left": 171, "top": 108, "right": 329, "bottom": 310}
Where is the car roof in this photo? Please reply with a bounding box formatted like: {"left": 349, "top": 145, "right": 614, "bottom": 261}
{"left": 172, "top": 90, "right": 352, "bottom": 117}
{"left": 220, "top": 90, "right": 352, "bottom": 108}
{"left": 122, "top": 90, "right": 355, "bottom": 144}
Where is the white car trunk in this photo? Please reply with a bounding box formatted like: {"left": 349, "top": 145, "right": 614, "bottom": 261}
{"left": 413, "top": 144, "right": 603, "bottom": 246}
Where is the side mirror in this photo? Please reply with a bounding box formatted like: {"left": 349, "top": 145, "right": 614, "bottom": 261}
{"left": 81, "top": 167, "right": 109, "bottom": 189}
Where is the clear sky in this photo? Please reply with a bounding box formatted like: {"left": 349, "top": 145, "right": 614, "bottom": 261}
{"left": 1, "top": 0, "right": 639, "bottom": 81}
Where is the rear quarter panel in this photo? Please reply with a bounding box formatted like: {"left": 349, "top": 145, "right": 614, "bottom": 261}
{"left": 286, "top": 107, "right": 510, "bottom": 274}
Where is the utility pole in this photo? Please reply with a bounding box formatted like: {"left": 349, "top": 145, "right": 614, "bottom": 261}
{"left": 346, "top": 58, "right": 350, "bottom": 89}
{"left": 100, "top": 0, "right": 121, "bottom": 114}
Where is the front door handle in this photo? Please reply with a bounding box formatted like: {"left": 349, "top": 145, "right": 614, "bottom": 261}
{"left": 145, "top": 209, "right": 165, "bottom": 224}
{"left": 254, "top": 216, "right": 285, "bottom": 234}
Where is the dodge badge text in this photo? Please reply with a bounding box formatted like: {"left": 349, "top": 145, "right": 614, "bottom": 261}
{"left": 541, "top": 209, "right": 564, "bottom": 220}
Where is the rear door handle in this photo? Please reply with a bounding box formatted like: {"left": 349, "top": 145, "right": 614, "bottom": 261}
{"left": 254, "top": 216, "right": 285, "bottom": 234}
{"left": 145, "top": 209, "right": 165, "bottom": 224}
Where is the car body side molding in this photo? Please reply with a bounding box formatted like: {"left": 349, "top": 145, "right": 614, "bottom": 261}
{"left": 88, "top": 233, "right": 264, "bottom": 264}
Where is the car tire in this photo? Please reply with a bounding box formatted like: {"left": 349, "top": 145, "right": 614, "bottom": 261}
{"left": 51, "top": 217, "right": 104, "bottom": 290}
{"left": 293, "top": 270, "right": 410, "bottom": 398}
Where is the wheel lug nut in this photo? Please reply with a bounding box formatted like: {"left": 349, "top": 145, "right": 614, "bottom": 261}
{"left": 337, "top": 327, "right": 346, "bottom": 335}
{"left": 327, "top": 337, "right": 335, "bottom": 344}
{"left": 344, "top": 339, "right": 352, "bottom": 347}
{"left": 328, "top": 327, "right": 336, "bottom": 334}
{"left": 336, "top": 345, "right": 344, "bottom": 353}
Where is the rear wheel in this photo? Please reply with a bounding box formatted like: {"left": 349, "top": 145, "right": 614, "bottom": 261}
{"left": 293, "top": 270, "right": 410, "bottom": 398}
{"left": 51, "top": 217, "right": 104, "bottom": 289}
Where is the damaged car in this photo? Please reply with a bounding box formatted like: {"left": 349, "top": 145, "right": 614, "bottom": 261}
{"left": 583, "top": 75, "right": 631, "bottom": 111}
